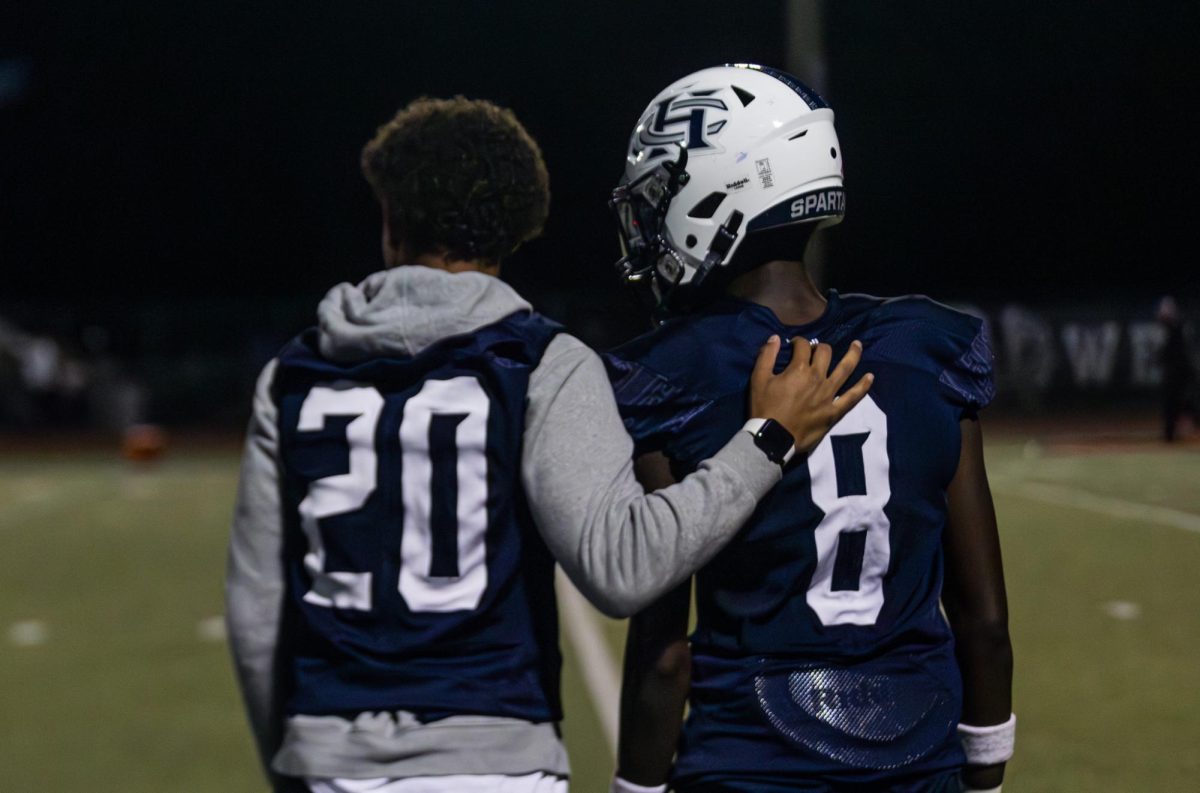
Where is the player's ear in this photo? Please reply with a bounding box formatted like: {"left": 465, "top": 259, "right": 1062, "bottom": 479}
{"left": 380, "top": 200, "right": 405, "bottom": 267}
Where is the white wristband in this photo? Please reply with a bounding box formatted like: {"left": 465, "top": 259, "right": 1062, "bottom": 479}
{"left": 610, "top": 777, "right": 668, "bottom": 793}
{"left": 958, "top": 712, "right": 1016, "bottom": 766}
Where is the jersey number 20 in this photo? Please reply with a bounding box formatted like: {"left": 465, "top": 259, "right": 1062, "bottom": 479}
{"left": 296, "top": 377, "right": 489, "bottom": 614}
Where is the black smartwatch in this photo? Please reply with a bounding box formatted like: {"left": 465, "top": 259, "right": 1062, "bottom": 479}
{"left": 742, "top": 418, "right": 796, "bottom": 467}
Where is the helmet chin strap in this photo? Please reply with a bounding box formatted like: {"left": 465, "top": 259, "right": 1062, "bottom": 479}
{"left": 650, "top": 208, "right": 745, "bottom": 321}
{"left": 691, "top": 209, "right": 744, "bottom": 289}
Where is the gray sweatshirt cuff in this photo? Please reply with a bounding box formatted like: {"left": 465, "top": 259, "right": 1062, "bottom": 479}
{"left": 707, "top": 429, "right": 784, "bottom": 501}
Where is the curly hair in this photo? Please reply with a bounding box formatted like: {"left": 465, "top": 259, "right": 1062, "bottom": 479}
{"left": 361, "top": 96, "right": 550, "bottom": 264}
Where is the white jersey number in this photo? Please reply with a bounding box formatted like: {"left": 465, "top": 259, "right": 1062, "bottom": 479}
{"left": 398, "top": 378, "right": 490, "bottom": 612}
{"left": 805, "top": 394, "right": 891, "bottom": 626}
{"left": 295, "top": 377, "right": 490, "bottom": 613}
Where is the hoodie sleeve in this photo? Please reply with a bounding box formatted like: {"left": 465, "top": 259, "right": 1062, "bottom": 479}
{"left": 224, "top": 358, "right": 288, "bottom": 781}
{"left": 522, "top": 335, "right": 781, "bottom": 618}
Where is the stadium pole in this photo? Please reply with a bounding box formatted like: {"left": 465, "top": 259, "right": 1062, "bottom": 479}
{"left": 785, "top": 0, "right": 831, "bottom": 290}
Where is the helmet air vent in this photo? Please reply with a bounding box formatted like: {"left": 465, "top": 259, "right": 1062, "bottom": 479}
{"left": 788, "top": 129, "right": 809, "bottom": 141}
{"left": 687, "top": 191, "right": 728, "bottom": 219}
{"left": 732, "top": 85, "right": 756, "bottom": 107}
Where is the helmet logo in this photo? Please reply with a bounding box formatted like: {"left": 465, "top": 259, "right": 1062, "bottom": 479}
{"left": 635, "top": 90, "right": 729, "bottom": 161}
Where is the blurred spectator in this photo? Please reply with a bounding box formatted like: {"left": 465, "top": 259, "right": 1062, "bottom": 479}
{"left": 0, "top": 319, "right": 35, "bottom": 424}
{"left": 0, "top": 315, "right": 145, "bottom": 431}
{"left": 1157, "top": 296, "right": 1196, "bottom": 441}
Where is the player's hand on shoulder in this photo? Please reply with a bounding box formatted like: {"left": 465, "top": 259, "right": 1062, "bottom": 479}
{"left": 749, "top": 335, "right": 873, "bottom": 455}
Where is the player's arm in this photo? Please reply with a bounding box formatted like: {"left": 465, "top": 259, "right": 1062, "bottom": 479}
{"left": 613, "top": 452, "right": 692, "bottom": 792}
{"left": 224, "top": 360, "right": 292, "bottom": 789}
{"left": 522, "top": 334, "right": 871, "bottom": 617}
{"left": 941, "top": 417, "right": 1015, "bottom": 791}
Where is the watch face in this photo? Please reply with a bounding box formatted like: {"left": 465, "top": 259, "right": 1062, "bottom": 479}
{"left": 755, "top": 419, "right": 794, "bottom": 465}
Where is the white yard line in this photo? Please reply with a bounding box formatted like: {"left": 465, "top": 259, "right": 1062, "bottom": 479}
{"left": 555, "top": 568, "right": 620, "bottom": 757}
{"left": 0, "top": 478, "right": 91, "bottom": 524}
{"left": 196, "top": 616, "right": 227, "bottom": 642}
{"left": 8, "top": 619, "right": 48, "bottom": 647}
{"left": 996, "top": 480, "right": 1200, "bottom": 535}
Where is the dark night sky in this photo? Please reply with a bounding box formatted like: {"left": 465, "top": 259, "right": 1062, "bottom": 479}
{"left": 823, "top": 3, "right": 1200, "bottom": 307}
{"left": 2, "top": 1, "right": 1197, "bottom": 349}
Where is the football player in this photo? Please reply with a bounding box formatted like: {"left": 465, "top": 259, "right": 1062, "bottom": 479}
{"left": 605, "top": 65, "right": 1014, "bottom": 792}
{"left": 225, "top": 96, "right": 872, "bottom": 793}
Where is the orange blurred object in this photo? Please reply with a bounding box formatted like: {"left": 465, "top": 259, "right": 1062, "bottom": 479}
{"left": 121, "top": 423, "right": 168, "bottom": 461}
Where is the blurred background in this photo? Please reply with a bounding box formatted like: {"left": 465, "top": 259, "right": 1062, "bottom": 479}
{"left": 1, "top": 1, "right": 1198, "bottom": 791}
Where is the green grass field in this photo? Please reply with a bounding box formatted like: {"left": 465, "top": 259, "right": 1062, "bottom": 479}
{"left": 1, "top": 430, "right": 1198, "bottom": 791}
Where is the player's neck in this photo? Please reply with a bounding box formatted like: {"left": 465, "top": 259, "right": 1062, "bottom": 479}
{"left": 407, "top": 250, "right": 500, "bottom": 276}
{"left": 725, "top": 260, "right": 826, "bottom": 326}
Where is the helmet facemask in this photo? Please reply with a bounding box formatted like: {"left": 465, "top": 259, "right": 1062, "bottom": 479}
{"left": 610, "top": 145, "right": 690, "bottom": 303}
{"left": 611, "top": 145, "right": 748, "bottom": 318}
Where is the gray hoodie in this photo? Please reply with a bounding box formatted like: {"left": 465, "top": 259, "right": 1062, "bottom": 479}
{"left": 225, "top": 266, "right": 782, "bottom": 784}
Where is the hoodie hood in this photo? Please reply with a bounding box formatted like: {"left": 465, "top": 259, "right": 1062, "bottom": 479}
{"left": 317, "top": 266, "right": 531, "bottom": 363}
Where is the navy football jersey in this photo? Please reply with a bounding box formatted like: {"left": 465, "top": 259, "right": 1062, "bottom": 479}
{"left": 272, "top": 311, "right": 563, "bottom": 722}
{"left": 605, "top": 290, "right": 994, "bottom": 787}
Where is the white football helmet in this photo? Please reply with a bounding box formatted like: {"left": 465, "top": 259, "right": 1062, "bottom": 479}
{"left": 611, "top": 64, "right": 845, "bottom": 314}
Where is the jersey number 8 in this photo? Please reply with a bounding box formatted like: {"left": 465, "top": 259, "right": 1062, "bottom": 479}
{"left": 805, "top": 395, "right": 891, "bottom": 626}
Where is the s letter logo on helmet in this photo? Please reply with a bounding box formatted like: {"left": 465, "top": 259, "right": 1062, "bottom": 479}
{"left": 635, "top": 90, "right": 729, "bottom": 161}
